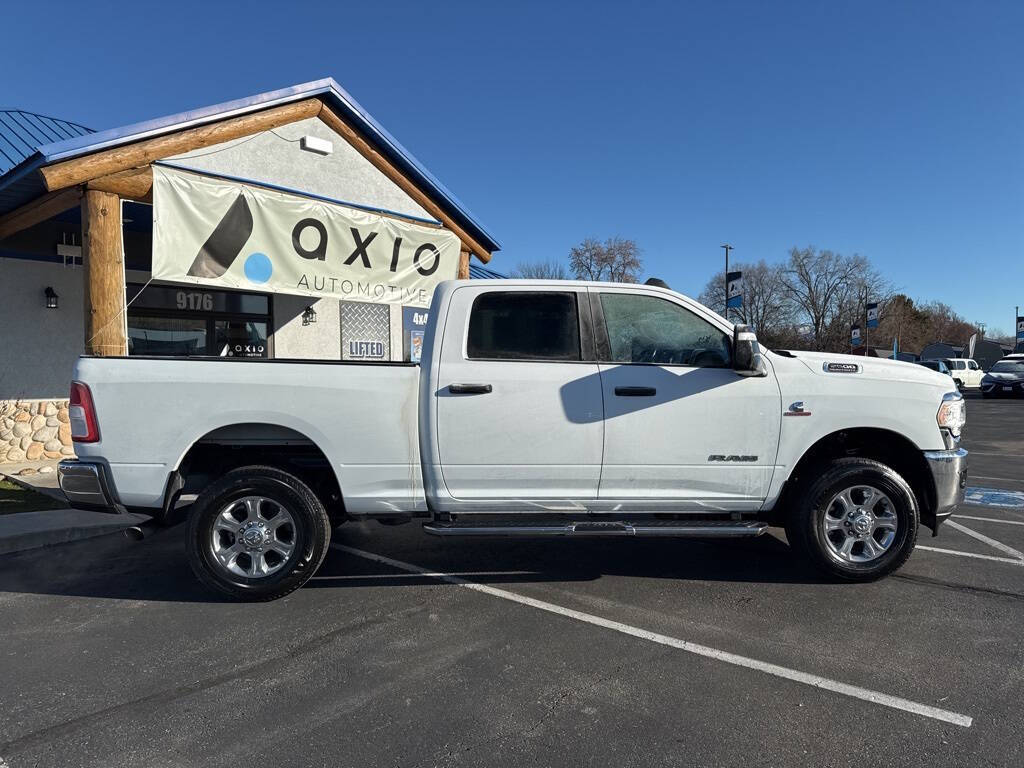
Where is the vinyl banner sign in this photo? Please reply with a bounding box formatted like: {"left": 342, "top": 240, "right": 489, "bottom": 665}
{"left": 851, "top": 324, "right": 862, "bottom": 347}
{"left": 726, "top": 271, "right": 743, "bottom": 309}
{"left": 866, "top": 302, "right": 879, "bottom": 328}
{"left": 1017, "top": 316, "right": 1024, "bottom": 341}
{"left": 152, "top": 165, "right": 460, "bottom": 308}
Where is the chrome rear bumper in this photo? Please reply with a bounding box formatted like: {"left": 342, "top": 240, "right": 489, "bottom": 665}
{"left": 57, "top": 460, "right": 121, "bottom": 513}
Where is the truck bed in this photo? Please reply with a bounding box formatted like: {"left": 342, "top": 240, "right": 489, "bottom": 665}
{"left": 71, "top": 356, "right": 425, "bottom": 514}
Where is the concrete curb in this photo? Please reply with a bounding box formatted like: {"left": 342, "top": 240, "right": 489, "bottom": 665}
{"left": 0, "top": 509, "right": 151, "bottom": 556}
{"left": 0, "top": 470, "right": 66, "bottom": 502}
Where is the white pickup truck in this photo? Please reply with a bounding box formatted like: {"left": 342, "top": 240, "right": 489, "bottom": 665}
{"left": 59, "top": 279, "right": 968, "bottom": 600}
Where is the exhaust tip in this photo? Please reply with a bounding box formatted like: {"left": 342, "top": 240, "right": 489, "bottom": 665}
{"left": 124, "top": 526, "right": 146, "bottom": 541}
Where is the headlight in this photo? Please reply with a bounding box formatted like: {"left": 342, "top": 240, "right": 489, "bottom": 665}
{"left": 936, "top": 391, "right": 966, "bottom": 436}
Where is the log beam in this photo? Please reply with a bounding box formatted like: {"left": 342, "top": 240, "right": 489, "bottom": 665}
{"left": 0, "top": 187, "right": 82, "bottom": 240}
{"left": 87, "top": 166, "right": 153, "bottom": 201}
{"left": 318, "top": 104, "right": 493, "bottom": 264}
{"left": 81, "top": 189, "right": 127, "bottom": 356}
{"left": 41, "top": 99, "right": 322, "bottom": 192}
{"left": 457, "top": 249, "right": 471, "bottom": 280}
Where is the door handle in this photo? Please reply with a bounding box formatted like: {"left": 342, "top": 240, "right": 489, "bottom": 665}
{"left": 448, "top": 383, "right": 492, "bottom": 395}
{"left": 615, "top": 386, "right": 656, "bottom": 396}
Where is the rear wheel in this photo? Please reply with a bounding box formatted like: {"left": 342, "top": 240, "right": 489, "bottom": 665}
{"left": 187, "top": 465, "right": 331, "bottom": 601}
{"left": 785, "top": 458, "right": 918, "bottom": 581}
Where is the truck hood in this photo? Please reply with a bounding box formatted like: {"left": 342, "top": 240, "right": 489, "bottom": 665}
{"left": 785, "top": 350, "right": 953, "bottom": 389}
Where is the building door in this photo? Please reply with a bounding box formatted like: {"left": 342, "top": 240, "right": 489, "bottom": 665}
{"left": 126, "top": 283, "right": 271, "bottom": 357}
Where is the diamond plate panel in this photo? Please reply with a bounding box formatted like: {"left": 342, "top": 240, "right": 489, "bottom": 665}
{"left": 341, "top": 301, "right": 391, "bottom": 360}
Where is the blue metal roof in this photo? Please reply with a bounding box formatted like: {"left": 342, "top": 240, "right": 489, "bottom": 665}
{"left": 0, "top": 111, "right": 93, "bottom": 213}
{"left": 0, "top": 110, "right": 93, "bottom": 175}
{"left": 469, "top": 263, "right": 507, "bottom": 279}
{"left": 0, "top": 79, "right": 499, "bottom": 254}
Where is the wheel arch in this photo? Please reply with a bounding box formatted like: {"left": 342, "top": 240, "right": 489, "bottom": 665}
{"left": 165, "top": 422, "right": 345, "bottom": 525}
{"left": 770, "top": 427, "right": 936, "bottom": 530}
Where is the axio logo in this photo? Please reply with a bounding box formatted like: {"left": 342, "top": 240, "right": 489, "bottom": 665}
{"left": 188, "top": 193, "right": 441, "bottom": 287}
{"left": 187, "top": 194, "right": 271, "bottom": 285}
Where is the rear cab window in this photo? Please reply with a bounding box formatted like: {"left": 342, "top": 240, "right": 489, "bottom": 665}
{"left": 467, "top": 291, "right": 581, "bottom": 361}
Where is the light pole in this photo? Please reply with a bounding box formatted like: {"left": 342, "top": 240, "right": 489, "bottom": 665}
{"left": 721, "top": 244, "right": 733, "bottom": 322}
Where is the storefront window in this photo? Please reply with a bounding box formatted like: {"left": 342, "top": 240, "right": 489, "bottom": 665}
{"left": 128, "top": 317, "right": 209, "bottom": 356}
{"left": 126, "top": 283, "right": 272, "bottom": 358}
{"left": 214, "top": 320, "right": 268, "bottom": 358}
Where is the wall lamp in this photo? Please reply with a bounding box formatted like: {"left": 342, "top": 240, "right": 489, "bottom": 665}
{"left": 44, "top": 286, "right": 59, "bottom": 309}
{"left": 302, "top": 305, "right": 317, "bottom": 326}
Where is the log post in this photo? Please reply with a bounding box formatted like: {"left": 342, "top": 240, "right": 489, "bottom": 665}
{"left": 81, "top": 189, "right": 128, "bottom": 356}
{"left": 457, "top": 249, "right": 471, "bottom": 280}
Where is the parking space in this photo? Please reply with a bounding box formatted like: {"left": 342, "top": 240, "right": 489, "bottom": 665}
{"left": 1, "top": 393, "right": 1022, "bottom": 767}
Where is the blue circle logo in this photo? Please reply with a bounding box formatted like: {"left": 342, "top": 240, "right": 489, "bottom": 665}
{"left": 244, "top": 252, "right": 272, "bottom": 283}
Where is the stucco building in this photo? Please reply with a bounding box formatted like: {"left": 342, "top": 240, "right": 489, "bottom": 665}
{"left": 0, "top": 79, "right": 501, "bottom": 463}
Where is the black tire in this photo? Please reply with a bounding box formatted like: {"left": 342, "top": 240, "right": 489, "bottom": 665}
{"left": 187, "top": 465, "right": 331, "bottom": 601}
{"left": 785, "top": 457, "right": 918, "bottom": 582}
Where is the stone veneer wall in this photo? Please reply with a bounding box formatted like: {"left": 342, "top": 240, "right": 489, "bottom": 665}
{"left": 0, "top": 399, "right": 77, "bottom": 463}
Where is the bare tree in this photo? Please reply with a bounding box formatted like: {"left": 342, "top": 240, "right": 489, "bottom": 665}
{"left": 569, "top": 237, "right": 643, "bottom": 283}
{"left": 780, "top": 247, "right": 890, "bottom": 351}
{"left": 509, "top": 259, "right": 569, "bottom": 280}
{"left": 697, "top": 259, "right": 792, "bottom": 338}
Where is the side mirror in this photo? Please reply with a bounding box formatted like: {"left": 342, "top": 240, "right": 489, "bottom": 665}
{"left": 733, "top": 325, "right": 766, "bottom": 377}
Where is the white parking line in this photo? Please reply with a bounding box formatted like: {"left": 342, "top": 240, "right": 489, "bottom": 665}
{"left": 955, "top": 514, "right": 1024, "bottom": 527}
{"left": 330, "top": 543, "right": 973, "bottom": 728}
{"left": 312, "top": 570, "right": 537, "bottom": 581}
{"left": 917, "top": 545, "right": 1024, "bottom": 566}
{"left": 945, "top": 520, "right": 1024, "bottom": 561}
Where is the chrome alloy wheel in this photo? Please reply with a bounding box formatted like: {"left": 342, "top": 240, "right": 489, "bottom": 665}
{"left": 821, "top": 485, "right": 898, "bottom": 564}
{"left": 210, "top": 496, "right": 297, "bottom": 578}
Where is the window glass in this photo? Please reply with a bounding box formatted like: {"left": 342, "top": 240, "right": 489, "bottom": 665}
{"left": 600, "top": 293, "right": 731, "bottom": 367}
{"left": 968, "top": 361, "right": 979, "bottom": 370}
{"left": 128, "top": 317, "right": 208, "bottom": 356}
{"left": 467, "top": 292, "right": 580, "bottom": 361}
{"left": 215, "top": 320, "right": 268, "bottom": 358}
{"left": 991, "top": 360, "right": 1024, "bottom": 373}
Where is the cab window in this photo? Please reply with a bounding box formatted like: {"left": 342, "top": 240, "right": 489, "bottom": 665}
{"left": 467, "top": 291, "right": 581, "bottom": 361}
{"left": 599, "top": 293, "right": 730, "bottom": 367}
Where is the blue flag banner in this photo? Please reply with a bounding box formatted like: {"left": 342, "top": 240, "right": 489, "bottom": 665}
{"left": 1016, "top": 316, "right": 1024, "bottom": 341}
{"left": 726, "top": 271, "right": 743, "bottom": 309}
{"left": 851, "top": 325, "right": 862, "bottom": 347}
{"left": 866, "top": 302, "right": 879, "bottom": 329}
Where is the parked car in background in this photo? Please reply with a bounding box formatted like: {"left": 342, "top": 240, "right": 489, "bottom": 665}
{"left": 939, "top": 358, "right": 985, "bottom": 390}
{"left": 981, "top": 358, "right": 1024, "bottom": 398}
{"left": 917, "top": 359, "right": 952, "bottom": 379}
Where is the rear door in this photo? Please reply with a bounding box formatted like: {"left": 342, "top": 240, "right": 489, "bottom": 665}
{"left": 433, "top": 286, "right": 604, "bottom": 509}
{"left": 591, "top": 287, "right": 782, "bottom": 510}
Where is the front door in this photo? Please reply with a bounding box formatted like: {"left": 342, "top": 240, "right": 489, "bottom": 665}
{"left": 434, "top": 287, "right": 604, "bottom": 509}
{"left": 592, "top": 288, "right": 782, "bottom": 510}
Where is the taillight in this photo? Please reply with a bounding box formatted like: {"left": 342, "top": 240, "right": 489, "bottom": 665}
{"left": 69, "top": 381, "right": 99, "bottom": 443}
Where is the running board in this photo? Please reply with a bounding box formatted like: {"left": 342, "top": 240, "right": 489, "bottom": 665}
{"left": 422, "top": 520, "right": 768, "bottom": 538}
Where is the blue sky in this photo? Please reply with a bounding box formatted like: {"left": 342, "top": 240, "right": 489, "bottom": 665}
{"left": 4, "top": 1, "right": 1022, "bottom": 334}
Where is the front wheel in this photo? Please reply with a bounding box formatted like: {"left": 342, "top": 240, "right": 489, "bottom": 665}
{"left": 785, "top": 458, "right": 918, "bottom": 581}
{"left": 187, "top": 465, "right": 331, "bottom": 601}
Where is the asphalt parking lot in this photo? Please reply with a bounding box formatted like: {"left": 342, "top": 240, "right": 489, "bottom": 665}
{"left": 1, "top": 392, "right": 1022, "bottom": 768}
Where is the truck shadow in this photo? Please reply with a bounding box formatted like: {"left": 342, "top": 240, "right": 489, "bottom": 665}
{"left": 0, "top": 523, "right": 831, "bottom": 604}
